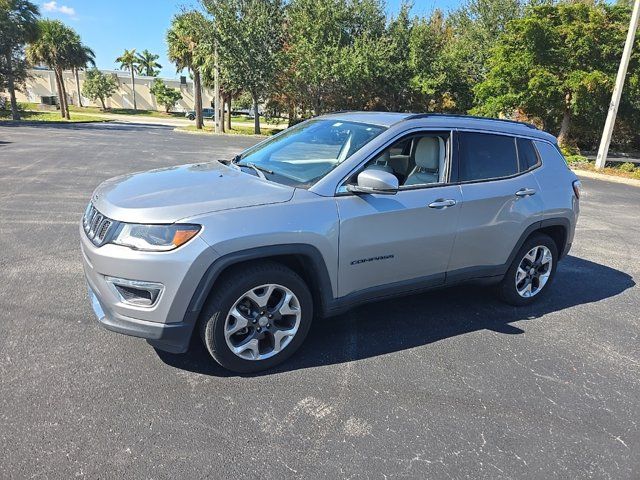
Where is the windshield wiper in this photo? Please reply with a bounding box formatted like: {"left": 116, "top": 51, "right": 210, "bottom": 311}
{"left": 239, "top": 162, "right": 273, "bottom": 179}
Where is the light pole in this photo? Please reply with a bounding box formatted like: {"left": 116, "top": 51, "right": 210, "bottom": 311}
{"left": 595, "top": 0, "right": 640, "bottom": 170}
{"left": 214, "top": 46, "right": 221, "bottom": 134}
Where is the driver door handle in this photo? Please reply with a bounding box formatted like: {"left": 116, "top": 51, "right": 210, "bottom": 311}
{"left": 428, "top": 199, "right": 457, "bottom": 209}
{"left": 515, "top": 188, "right": 537, "bottom": 197}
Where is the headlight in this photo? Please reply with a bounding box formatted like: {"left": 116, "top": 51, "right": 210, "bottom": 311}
{"left": 111, "top": 223, "right": 201, "bottom": 252}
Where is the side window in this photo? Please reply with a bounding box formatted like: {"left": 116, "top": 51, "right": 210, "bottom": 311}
{"left": 458, "top": 132, "right": 518, "bottom": 182}
{"left": 353, "top": 133, "right": 449, "bottom": 187}
{"left": 517, "top": 138, "right": 539, "bottom": 171}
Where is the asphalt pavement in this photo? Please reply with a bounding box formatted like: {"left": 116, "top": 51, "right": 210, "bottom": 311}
{"left": 0, "top": 122, "right": 638, "bottom": 479}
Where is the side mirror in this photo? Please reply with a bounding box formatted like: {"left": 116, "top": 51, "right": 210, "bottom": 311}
{"left": 347, "top": 168, "right": 399, "bottom": 195}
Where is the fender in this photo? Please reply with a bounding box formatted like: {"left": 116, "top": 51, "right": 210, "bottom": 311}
{"left": 182, "top": 243, "right": 335, "bottom": 327}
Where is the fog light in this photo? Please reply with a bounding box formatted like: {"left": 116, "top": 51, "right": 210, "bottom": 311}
{"left": 105, "top": 276, "right": 164, "bottom": 307}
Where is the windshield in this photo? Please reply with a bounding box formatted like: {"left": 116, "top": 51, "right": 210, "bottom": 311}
{"left": 236, "top": 119, "right": 386, "bottom": 187}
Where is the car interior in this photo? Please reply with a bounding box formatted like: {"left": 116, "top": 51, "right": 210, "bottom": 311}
{"left": 363, "top": 134, "right": 448, "bottom": 187}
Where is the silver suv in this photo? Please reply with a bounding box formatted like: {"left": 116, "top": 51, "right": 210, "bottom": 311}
{"left": 81, "top": 112, "right": 580, "bottom": 373}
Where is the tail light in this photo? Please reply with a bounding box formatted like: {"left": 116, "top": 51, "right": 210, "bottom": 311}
{"left": 572, "top": 180, "right": 582, "bottom": 199}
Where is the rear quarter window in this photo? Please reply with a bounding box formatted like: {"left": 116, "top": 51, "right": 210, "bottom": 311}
{"left": 516, "top": 138, "right": 540, "bottom": 170}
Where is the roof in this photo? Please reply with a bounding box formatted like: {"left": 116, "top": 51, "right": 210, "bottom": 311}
{"left": 320, "top": 111, "right": 556, "bottom": 142}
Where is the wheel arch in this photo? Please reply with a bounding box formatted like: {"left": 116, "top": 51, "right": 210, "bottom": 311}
{"left": 183, "top": 244, "right": 335, "bottom": 326}
{"left": 509, "top": 218, "right": 570, "bottom": 267}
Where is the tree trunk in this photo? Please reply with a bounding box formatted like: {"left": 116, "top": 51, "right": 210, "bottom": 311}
{"left": 557, "top": 109, "right": 571, "bottom": 147}
{"left": 6, "top": 53, "right": 20, "bottom": 121}
{"left": 53, "top": 68, "right": 66, "bottom": 119}
{"left": 99, "top": 96, "right": 106, "bottom": 110}
{"left": 288, "top": 101, "right": 296, "bottom": 127}
{"left": 75, "top": 68, "right": 83, "bottom": 107}
{"left": 226, "top": 94, "right": 232, "bottom": 132}
{"left": 58, "top": 68, "right": 70, "bottom": 119}
{"left": 130, "top": 66, "right": 137, "bottom": 110}
{"left": 253, "top": 93, "right": 260, "bottom": 135}
{"left": 193, "top": 69, "right": 203, "bottom": 130}
{"left": 557, "top": 93, "right": 572, "bottom": 147}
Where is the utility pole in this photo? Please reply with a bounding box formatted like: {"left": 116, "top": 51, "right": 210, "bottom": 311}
{"left": 595, "top": 0, "right": 640, "bottom": 170}
{"left": 214, "top": 46, "right": 221, "bottom": 134}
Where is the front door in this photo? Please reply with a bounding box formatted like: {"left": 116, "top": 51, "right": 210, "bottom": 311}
{"left": 336, "top": 131, "right": 462, "bottom": 297}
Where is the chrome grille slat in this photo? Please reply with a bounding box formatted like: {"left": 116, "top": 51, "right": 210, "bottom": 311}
{"left": 82, "top": 203, "right": 116, "bottom": 246}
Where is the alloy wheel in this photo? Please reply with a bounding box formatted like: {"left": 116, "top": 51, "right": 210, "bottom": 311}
{"left": 515, "top": 245, "right": 553, "bottom": 298}
{"left": 224, "top": 284, "right": 302, "bottom": 361}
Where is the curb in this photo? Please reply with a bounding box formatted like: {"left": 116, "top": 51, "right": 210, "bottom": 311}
{"left": 0, "top": 119, "right": 112, "bottom": 126}
{"left": 571, "top": 168, "right": 640, "bottom": 188}
{"left": 172, "top": 127, "right": 269, "bottom": 138}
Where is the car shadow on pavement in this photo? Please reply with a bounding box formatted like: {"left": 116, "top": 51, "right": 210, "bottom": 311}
{"left": 155, "top": 255, "right": 635, "bottom": 377}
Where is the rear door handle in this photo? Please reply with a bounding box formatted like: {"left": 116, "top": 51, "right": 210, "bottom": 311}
{"left": 428, "top": 199, "right": 457, "bottom": 209}
{"left": 515, "top": 188, "right": 536, "bottom": 197}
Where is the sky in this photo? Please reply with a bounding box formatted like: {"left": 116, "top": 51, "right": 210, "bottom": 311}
{"left": 39, "top": 0, "right": 464, "bottom": 79}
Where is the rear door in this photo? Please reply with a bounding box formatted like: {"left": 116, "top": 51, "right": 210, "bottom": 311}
{"left": 446, "top": 132, "right": 544, "bottom": 279}
{"left": 336, "top": 131, "right": 462, "bottom": 297}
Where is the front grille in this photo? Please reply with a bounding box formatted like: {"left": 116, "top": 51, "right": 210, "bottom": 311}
{"left": 83, "top": 203, "right": 116, "bottom": 246}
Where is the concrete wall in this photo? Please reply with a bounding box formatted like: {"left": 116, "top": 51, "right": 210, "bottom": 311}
{"left": 15, "top": 68, "right": 216, "bottom": 112}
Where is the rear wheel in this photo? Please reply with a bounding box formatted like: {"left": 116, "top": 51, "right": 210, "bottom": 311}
{"left": 199, "top": 261, "right": 313, "bottom": 373}
{"left": 497, "top": 233, "right": 558, "bottom": 306}
{"left": 187, "top": 114, "right": 195, "bottom": 120}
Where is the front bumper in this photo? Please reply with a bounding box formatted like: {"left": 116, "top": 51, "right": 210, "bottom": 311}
{"left": 80, "top": 223, "right": 217, "bottom": 353}
{"left": 87, "top": 284, "right": 193, "bottom": 353}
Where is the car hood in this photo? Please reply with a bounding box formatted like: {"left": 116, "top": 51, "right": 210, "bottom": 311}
{"left": 92, "top": 161, "right": 295, "bottom": 223}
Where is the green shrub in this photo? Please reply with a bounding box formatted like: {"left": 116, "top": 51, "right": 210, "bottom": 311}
{"left": 618, "top": 162, "right": 636, "bottom": 173}
{"left": 560, "top": 144, "right": 581, "bottom": 157}
{"left": 564, "top": 154, "right": 589, "bottom": 165}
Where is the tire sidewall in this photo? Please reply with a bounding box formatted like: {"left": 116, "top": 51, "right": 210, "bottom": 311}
{"left": 203, "top": 266, "right": 313, "bottom": 373}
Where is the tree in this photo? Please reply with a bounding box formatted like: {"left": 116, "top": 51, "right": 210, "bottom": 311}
{"left": 150, "top": 78, "right": 182, "bottom": 112}
{"left": 474, "top": 3, "right": 631, "bottom": 146}
{"left": 26, "top": 19, "right": 80, "bottom": 119}
{"left": 167, "top": 11, "right": 210, "bottom": 130}
{"left": 116, "top": 48, "right": 138, "bottom": 110}
{"left": 137, "top": 49, "right": 161, "bottom": 76}
{"left": 205, "top": 0, "right": 285, "bottom": 134}
{"left": 81, "top": 67, "right": 116, "bottom": 110}
{"left": 282, "top": 0, "right": 349, "bottom": 116}
{"left": 0, "top": 0, "right": 39, "bottom": 120}
{"left": 67, "top": 40, "right": 94, "bottom": 107}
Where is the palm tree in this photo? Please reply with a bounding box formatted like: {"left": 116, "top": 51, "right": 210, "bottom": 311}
{"left": 26, "top": 19, "right": 78, "bottom": 119}
{"left": 0, "top": 0, "right": 40, "bottom": 120}
{"left": 136, "top": 49, "right": 161, "bottom": 77}
{"left": 167, "top": 12, "right": 209, "bottom": 130}
{"left": 67, "top": 42, "right": 94, "bottom": 107}
{"left": 116, "top": 48, "right": 138, "bottom": 110}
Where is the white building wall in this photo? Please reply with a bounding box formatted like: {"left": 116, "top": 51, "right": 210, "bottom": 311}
{"left": 16, "top": 68, "right": 215, "bottom": 112}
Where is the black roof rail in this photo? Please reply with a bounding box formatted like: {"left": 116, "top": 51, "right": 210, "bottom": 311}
{"left": 405, "top": 113, "right": 539, "bottom": 130}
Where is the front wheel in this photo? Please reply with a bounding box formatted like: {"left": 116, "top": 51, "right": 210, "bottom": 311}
{"left": 497, "top": 233, "right": 558, "bottom": 306}
{"left": 200, "top": 262, "right": 313, "bottom": 373}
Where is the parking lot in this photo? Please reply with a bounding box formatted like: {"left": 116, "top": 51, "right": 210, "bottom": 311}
{"left": 0, "top": 122, "right": 638, "bottom": 478}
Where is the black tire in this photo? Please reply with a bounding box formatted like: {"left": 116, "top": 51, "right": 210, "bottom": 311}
{"left": 187, "top": 114, "right": 195, "bottom": 120}
{"left": 199, "top": 261, "right": 313, "bottom": 373}
{"left": 497, "top": 233, "right": 558, "bottom": 306}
